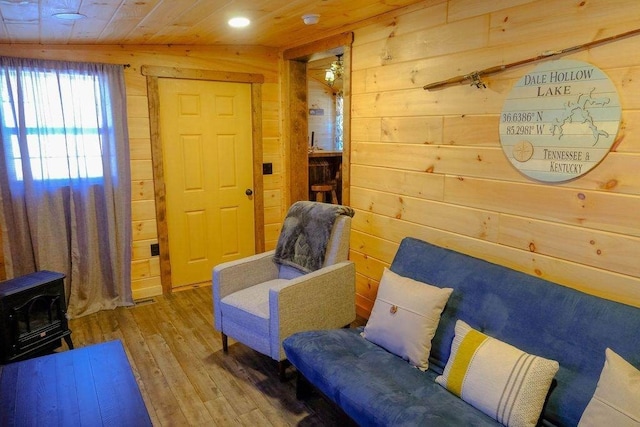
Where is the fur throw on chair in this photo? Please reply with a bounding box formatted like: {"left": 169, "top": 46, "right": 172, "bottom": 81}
{"left": 274, "top": 201, "right": 354, "bottom": 273}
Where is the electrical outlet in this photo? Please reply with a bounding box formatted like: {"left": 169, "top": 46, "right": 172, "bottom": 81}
{"left": 150, "top": 243, "right": 160, "bottom": 256}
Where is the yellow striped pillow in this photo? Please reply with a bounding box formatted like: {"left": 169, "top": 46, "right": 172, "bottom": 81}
{"left": 436, "top": 320, "right": 559, "bottom": 427}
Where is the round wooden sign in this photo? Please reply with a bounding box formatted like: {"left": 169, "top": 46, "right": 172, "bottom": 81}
{"left": 499, "top": 59, "right": 621, "bottom": 182}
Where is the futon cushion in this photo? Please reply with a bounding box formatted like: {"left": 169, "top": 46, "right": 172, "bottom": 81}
{"left": 578, "top": 348, "right": 640, "bottom": 427}
{"left": 362, "top": 268, "right": 452, "bottom": 370}
{"left": 283, "top": 327, "right": 502, "bottom": 426}
{"left": 388, "top": 237, "right": 640, "bottom": 426}
{"left": 436, "top": 320, "right": 559, "bottom": 427}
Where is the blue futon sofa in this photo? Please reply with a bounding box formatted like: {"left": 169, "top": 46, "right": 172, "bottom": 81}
{"left": 283, "top": 237, "right": 640, "bottom": 426}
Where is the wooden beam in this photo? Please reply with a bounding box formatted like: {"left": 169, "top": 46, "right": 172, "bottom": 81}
{"left": 287, "top": 60, "right": 309, "bottom": 204}
{"left": 145, "top": 75, "right": 172, "bottom": 294}
{"left": 341, "top": 43, "right": 352, "bottom": 206}
{"left": 251, "top": 83, "right": 265, "bottom": 253}
{"left": 283, "top": 32, "right": 354, "bottom": 61}
{"left": 141, "top": 65, "right": 264, "bottom": 83}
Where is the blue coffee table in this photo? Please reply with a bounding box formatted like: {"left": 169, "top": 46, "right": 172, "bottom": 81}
{"left": 0, "top": 340, "right": 152, "bottom": 426}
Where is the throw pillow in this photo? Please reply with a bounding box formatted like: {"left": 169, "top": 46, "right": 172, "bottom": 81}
{"left": 361, "top": 268, "right": 453, "bottom": 370}
{"left": 435, "top": 320, "right": 559, "bottom": 427}
{"left": 578, "top": 348, "right": 640, "bottom": 427}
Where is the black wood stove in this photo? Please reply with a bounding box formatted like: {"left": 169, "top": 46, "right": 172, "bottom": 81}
{"left": 0, "top": 270, "right": 73, "bottom": 364}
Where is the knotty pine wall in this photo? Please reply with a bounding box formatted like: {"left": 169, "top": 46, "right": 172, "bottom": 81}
{"left": 0, "top": 45, "right": 284, "bottom": 299}
{"left": 349, "top": 0, "right": 640, "bottom": 318}
{"left": 1, "top": 0, "right": 639, "bottom": 315}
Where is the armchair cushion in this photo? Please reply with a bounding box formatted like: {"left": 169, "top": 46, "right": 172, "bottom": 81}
{"left": 220, "top": 279, "right": 292, "bottom": 356}
{"left": 213, "top": 251, "right": 279, "bottom": 332}
{"left": 222, "top": 279, "right": 292, "bottom": 320}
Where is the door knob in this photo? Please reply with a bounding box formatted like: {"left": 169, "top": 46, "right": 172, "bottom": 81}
{"left": 245, "top": 189, "right": 253, "bottom": 196}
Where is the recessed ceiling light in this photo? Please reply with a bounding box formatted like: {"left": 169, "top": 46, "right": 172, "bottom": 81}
{"left": 52, "top": 12, "right": 86, "bottom": 20}
{"left": 228, "top": 17, "right": 250, "bottom": 28}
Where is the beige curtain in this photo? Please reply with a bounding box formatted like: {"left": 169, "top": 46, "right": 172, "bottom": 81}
{"left": 0, "top": 56, "right": 132, "bottom": 317}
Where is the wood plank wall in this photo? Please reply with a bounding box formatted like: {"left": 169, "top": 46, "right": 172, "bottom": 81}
{"left": 1, "top": 0, "right": 639, "bottom": 315}
{"left": 349, "top": 0, "right": 640, "bottom": 318}
{"left": 0, "top": 45, "right": 283, "bottom": 299}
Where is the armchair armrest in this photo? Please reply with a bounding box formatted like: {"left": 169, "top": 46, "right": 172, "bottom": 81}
{"left": 269, "top": 261, "right": 356, "bottom": 360}
{"left": 213, "top": 250, "right": 280, "bottom": 330}
{"left": 213, "top": 250, "right": 279, "bottom": 299}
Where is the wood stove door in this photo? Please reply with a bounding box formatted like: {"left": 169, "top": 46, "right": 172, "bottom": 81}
{"left": 11, "top": 294, "right": 65, "bottom": 355}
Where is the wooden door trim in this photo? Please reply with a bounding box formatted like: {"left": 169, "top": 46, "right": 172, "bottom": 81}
{"left": 283, "top": 32, "right": 354, "bottom": 61}
{"left": 144, "top": 65, "right": 264, "bottom": 294}
{"left": 142, "top": 66, "right": 264, "bottom": 84}
{"left": 285, "top": 60, "right": 309, "bottom": 204}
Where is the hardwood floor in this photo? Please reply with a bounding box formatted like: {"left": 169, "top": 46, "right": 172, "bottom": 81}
{"left": 66, "top": 285, "right": 350, "bottom": 426}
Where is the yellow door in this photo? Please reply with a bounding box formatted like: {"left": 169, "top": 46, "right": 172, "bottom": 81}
{"left": 159, "top": 79, "right": 255, "bottom": 289}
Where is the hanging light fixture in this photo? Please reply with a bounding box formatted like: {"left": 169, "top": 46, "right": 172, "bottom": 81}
{"left": 324, "top": 54, "right": 344, "bottom": 87}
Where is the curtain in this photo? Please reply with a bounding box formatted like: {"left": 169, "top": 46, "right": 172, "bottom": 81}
{"left": 0, "top": 56, "right": 132, "bottom": 317}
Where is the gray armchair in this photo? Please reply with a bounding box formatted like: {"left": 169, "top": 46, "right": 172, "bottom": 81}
{"left": 212, "top": 201, "right": 356, "bottom": 379}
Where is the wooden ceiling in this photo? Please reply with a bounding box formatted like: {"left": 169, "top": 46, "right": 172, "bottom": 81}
{"left": 0, "top": 0, "right": 425, "bottom": 47}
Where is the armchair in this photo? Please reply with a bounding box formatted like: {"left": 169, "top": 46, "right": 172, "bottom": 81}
{"left": 212, "top": 201, "right": 356, "bottom": 379}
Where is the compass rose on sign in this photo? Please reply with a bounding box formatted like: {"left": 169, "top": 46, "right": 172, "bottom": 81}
{"left": 512, "top": 140, "right": 534, "bottom": 162}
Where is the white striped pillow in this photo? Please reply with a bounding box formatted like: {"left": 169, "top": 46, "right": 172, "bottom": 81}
{"left": 436, "top": 320, "right": 559, "bottom": 427}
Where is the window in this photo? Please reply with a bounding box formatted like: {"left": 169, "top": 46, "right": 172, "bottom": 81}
{"left": 0, "top": 66, "right": 108, "bottom": 182}
{"left": 0, "top": 57, "right": 132, "bottom": 317}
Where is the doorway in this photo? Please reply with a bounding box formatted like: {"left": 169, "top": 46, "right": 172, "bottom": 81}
{"left": 142, "top": 65, "right": 265, "bottom": 294}
{"left": 307, "top": 49, "right": 345, "bottom": 204}
{"left": 158, "top": 79, "right": 255, "bottom": 289}
{"left": 283, "top": 32, "right": 353, "bottom": 207}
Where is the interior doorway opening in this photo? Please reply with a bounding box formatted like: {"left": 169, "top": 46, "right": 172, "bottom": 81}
{"left": 306, "top": 47, "right": 345, "bottom": 204}
{"left": 283, "top": 33, "right": 353, "bottom": 208}
{"left": 307, "top": 47, "right": 344, "bottom": 152}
